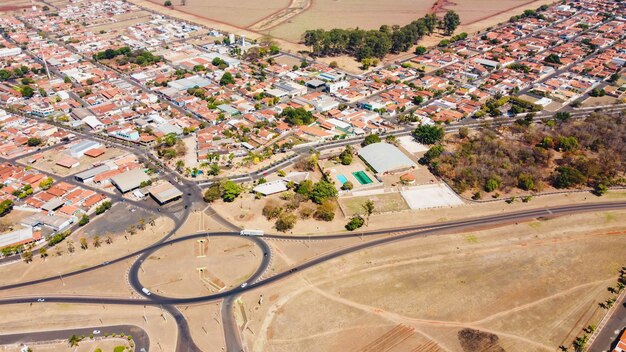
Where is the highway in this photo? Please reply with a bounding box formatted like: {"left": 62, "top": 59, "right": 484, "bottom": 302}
{"left": 588, "top": 292, "right": 626, "bottom": 352}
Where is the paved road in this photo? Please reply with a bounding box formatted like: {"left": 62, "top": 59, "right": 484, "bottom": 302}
{"left": 0, "top": 324, "right": 149, "bottom": 351}
{"left": 589, "top": 293, "right": 626, "bottom": 352}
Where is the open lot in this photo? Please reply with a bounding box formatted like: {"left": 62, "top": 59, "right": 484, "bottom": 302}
{"left": 0, "top": 303, "right": 177, "bottom": 352}
{"left": 139, "top": 236, "right": 262, "bottom": 298}
{"left": 1, "top": 338, "right": 132, "bottom": 352}
{"left": 401, "top": 183, "right": 465, "bottom": 210}
{"left": 145, "top": 0, "right": 289, "bottom": 28}
{"left": 340, "top": 191, "right": 409, "bottom": 216}
{"left": 22, "top": 145, "right": 127, "bottom": 177}
{"left": 0, "top": 215, "right": 173, "bottom": 286}
{"left": 239, "top": 210, "right": 626, "bottom": 351}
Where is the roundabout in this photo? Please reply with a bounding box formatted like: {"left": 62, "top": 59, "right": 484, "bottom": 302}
{"left": 138, "top": 235, "right": 266, "bottom": 298}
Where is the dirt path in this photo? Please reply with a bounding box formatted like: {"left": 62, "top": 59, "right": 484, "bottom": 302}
{"left": 248, "top": 0, "right": 311, "bottom": 32}
{"left": 309, "top": 285, "right": 554, "bottom": 351}
{"left": 471, "top": 278, "right": 614, "bottom": 325}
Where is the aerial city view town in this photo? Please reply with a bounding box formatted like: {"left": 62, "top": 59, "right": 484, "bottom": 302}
{"left": 0, "top": 0, "right": 624, "bottom": 351}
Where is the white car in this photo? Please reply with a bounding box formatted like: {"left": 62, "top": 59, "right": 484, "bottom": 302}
{"left": 93, "top": 330, "right": 101, "bottom": 334}
{"left": 37, "top": 298, "right": 45, "bottom": 302}
{"left": 240, "top": 282, "right": 248, "bottom": 288}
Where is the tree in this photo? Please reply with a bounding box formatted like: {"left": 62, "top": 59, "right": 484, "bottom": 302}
{"left": 68, "top": 335, "right": 82, "bottom": 347}
{"left": 0, "top": 199, "right": 13, "bottom": 216}
{"left": 22, "top": 250, "right": 33, "bottom": 263}
{"left": 339, "top": 146, "right": 353, "bottom": 165}
{"left": 412, "top": 125, "right": 445, "bottom": 144}
{"left": 79, "top": 238, "right": 88, "bottom": 250}
{"left": 362, "top": 200, "right": 375, "bottom": 226}
{"left": 341, "top": 181, "right": 354, "bottom": 191}
{"left": 221, "top": 180, "right": 242, "bottom": 202}
{"left": 552, "top": 166, "right": 586, "bottom": 188}
{"left": 458, "top": 126, "right": 469, "bottom": 139}
{"left": 219, "top": 72, "right": 235, "bottom": 86}
{"left": 78, "top": 214, "right": 90, "bottom": 226}
{"left": 164, "top": 0, "right": 172, "bottom": 6}
{"left": 314, "top": 200, "right": 335, "bottom": 221}
{"left": 554, "top": 111, "right": 571, "bottom": 122}
{"left": 421, "top": 145, "right": 444, "bottom": 164}
{"left": 203, "top": 184, "right": 221, "bottom": 202}
{"left": 362, "top": 134, "right": 381, "bottom": 147}
{"left": 415, "top": 46, "right": 428, "bottom": 55}
{"left": 484, "top": 178, "right": 500, "bottom": 192}
{"left": 280, "top": 107, "right": 315, "bottom": 126}
{"left": 345, "top": 215, "right": 365, "bottom": 231}
{"left": 27, "top": 137, "right": 42, "bottom": 146}
{"left": 544, "top": 53, "right": 562, "bottom": 65}
{"left": 594, "top": 183, "right": 608, "bottom": 196}
{"left": 93, "top": 236, "right": 101, "bottom": 248}
{"left": 20, "top": 85, "right": 35, "bottom": 98}
{"left": 310, "top": 181, "right": 338, "bottom": 204}
{"left": 39, "top": 177, "right": 53, "bottom": 190}
{"left": 295, "top": 179, "right": 314, "bottom": 197}
{"left": 39, "top": 247, "right": 47, "bottom": 258}
{"left": 275, "top": 213, "right": 297, "bottom": 232}
{"left": 442, "top": 11, "right": 461, "bottom": 35}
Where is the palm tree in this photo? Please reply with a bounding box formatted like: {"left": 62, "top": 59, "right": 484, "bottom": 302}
{"left": 68, "top": 334, "right": 81, "bottom": 347}
{"left": 92, "top": 236, "right": 101, "bottom": 248}
{"left": 105, "top": 235, "right": 113, "bottom": 245}
{"left": 39, "top": 247, "right": 48, "bottom": 258}
{"left": 617, "top": 282, "right": 625, "bottom": 293}
{"left": 175, "top": 160, "right": 185, "bottom": 171}
{"left": 148, "top": 217, "right": 156, "bottom": 226}
{"left": 79, "top": 238, "right": 88, "bottom": 250}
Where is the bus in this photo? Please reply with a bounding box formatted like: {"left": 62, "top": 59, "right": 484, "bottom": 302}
{"left": 240, "top": 229, "right": 264, "bottom": 236}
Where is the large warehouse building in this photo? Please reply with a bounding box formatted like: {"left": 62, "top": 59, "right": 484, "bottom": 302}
{"left": 110, "top": 168, "right": 151, "bottom": 193}
{"left": 358, "top": 142, "right": 417, "bottom": 174}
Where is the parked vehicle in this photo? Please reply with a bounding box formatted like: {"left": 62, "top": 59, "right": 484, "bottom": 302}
{"left": 141, "top": 287, "right": 151, "bottom": 296}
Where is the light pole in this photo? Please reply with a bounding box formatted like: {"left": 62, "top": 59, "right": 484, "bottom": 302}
{"left": 58, "top": 271, "right": 65, "bottom": 286}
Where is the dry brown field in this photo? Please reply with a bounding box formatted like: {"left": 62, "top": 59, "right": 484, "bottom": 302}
{"left": 143, "top": 0, "right": 556, "bottom": 43}
{"left": 239, "top": 210, "right": 626, "bottom": 352}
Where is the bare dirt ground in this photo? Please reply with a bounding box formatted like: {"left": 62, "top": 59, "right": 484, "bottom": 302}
{"left": 1, "top": 338, "right": 132, "bottom": 352}
{"left": 0, "top": 303, "right": 177, "bottom": 352}
{"left": 178, "top": 301, "right": 226, "bottom": 352}
{"left": 139, "top": 236, "right": 262, "bottom": 298}
{"left": 212, "top": 189, "right": 626, "bottom": 235}
{"left": 238, "top": 210, "right": 626, "bottom": 352}
{"left": 0, "top": 216, "right": 173, "bottom": 286}
{"left": 21, "top": 146, "right": 127, "bottom": 177}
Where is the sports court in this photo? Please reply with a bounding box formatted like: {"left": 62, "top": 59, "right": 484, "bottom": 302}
{"left": 400, "top": 183, "right": 464, "bottom": 210}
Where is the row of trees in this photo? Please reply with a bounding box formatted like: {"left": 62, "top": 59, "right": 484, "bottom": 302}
{"left": 303, "top": 11, "right": 460, "bottom": 61}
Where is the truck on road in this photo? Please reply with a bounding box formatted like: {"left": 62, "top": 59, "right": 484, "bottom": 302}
{"left": 240, "top": 229, "right": 264, "bottom": 236}
{"left": 141, "top": 288, "right": 151, "bottom": 296}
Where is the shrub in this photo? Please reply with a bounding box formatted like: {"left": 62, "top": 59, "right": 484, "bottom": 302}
{"left": 310, "top": 181, "right": 338, "bottom": 204}
{"left": 341, "top": 181, "right": 353, "bottom": 191}
{"left": 345, "top": 215, "right": 365, "bottom": 231}
{"left": 262, "top": 201, "right": 283, "bottom": 220}
{"left": 275, "top": 213, "right": 297, "bottom": 232}
{"left": 314, "top": 200, "right": 335, "bottom": 221}
{"left": 203, "top": 184, "right": 221, "bottom": 202}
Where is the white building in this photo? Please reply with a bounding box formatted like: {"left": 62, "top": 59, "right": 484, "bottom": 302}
{"left": 0, "top": 47, "right": 22, "bottom": 58}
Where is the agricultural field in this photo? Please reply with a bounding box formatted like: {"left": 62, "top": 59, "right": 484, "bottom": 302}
{"left": 141, "top": 0, "right": 555, "bottom": 43}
